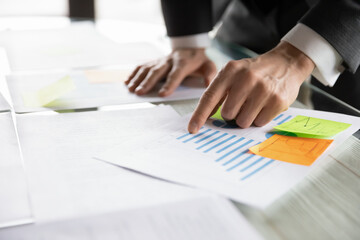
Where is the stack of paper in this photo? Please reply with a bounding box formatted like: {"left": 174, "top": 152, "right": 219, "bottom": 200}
{"left": 15, "top": 106, "right": 212, "bottom": 222}
{"left": 7, "top": 70, "right": 206, "bottom": 112}
{"left": 96, "top": 107, "right": 360, "bottom": 208}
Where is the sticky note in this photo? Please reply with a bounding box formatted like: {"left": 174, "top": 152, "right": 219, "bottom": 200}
{"left": 211, "top": 106, "right": 224, "bottom": 121}
{"left": 84, "top": 69, "right": 131, "bottom": 84}
{"left": 22, "top": 75, "right": 76, "bottom": 107}
{"left": 249, "top": 134, "right": 333, "bottom": 166}
{"left": 274, "top": 115, "right": 351, "bottom": 137}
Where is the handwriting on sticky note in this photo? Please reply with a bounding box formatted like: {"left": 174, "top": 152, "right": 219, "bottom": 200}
{"left": 274, "top": 115, "right": 351, "bottom": 137}
{"left": 84, "top": 69, "right": 131, "bottom": 84}
{"left": 22, "top": 76, "right": 76, "bottom": 107}
{"left": 249, "top": 134, "right": 333, "bottom": 166}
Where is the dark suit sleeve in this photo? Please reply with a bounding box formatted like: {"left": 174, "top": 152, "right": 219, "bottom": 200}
{"left": 300, "top": 0, "right": 360, "bottom": 73}
{"left": 160, "top": 0, "right": 213, "bottom": 37}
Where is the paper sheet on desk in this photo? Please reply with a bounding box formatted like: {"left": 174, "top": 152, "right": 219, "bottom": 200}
{"left": 0, "top": 196, "right": 263, "bottom": 240}
{"left": 15, "top": 106, "right": 212, "bottom": 222}
{"left": 0, "top": 22, "right": 163, "bottom": 71}
{"left": 0, "top": 92, "right": 10, "bottom": 112}
{"left": 0, "top": 112, "right": 33, "bottom": 228}
{"left": 7, "top": 70, "right": 206, "bottom": 113}
{"left": 96, "top": 107, "right": 360, "bottom": 208}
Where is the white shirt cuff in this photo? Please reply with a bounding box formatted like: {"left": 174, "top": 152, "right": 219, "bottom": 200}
{"left": 170, "top": 33, "right": 211, "bottom": 50}
{"left": 282, "top": 23, "right": 344, "bottom": 87}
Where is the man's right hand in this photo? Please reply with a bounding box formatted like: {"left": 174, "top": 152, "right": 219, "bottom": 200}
{"left": 125, "top": 48, "right": 217, "bottom": 97}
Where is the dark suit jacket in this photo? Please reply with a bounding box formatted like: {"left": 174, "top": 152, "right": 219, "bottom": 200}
{"left": 161, "top": 0, "right": 360, "bottom": 74}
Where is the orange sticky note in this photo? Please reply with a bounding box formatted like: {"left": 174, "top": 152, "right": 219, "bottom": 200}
{"left": 249, "top": 134, "right": 333, "bottom": 166}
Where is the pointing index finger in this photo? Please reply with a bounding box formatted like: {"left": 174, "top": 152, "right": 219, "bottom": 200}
{"left": 188, "top": 75, "right": 228, "bottom": 133}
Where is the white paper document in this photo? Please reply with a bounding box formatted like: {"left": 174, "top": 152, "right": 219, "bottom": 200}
{"left": 7, "top": 70, "right": 205, "bottom": 113}
{"left": 0, "top": 112, "right": 32, "bottom": 228}
{"left": 0, "top": 196, "right": 263, "bottom": 240}
{"left": 15, "top": 106, "right": 211, "bottom": 222}
{"left": 0, "top": 92, "right": 10, "bottom": 111}
{"left": 0, "top": 22, "right": 162, "bottom": 71}
{"left": 97, "top": 108, "right": 360, "bottom": 208}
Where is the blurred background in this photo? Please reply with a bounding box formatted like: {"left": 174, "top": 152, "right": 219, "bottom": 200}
{"left": 0, "top": 0, "right": 163, "bottom": 23}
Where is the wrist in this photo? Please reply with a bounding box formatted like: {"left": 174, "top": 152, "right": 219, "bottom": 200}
{"left": 274, "top": 41, "right": 315, "bottom": 80}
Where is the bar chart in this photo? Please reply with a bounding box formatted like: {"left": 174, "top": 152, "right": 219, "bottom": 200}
{"left": 175, "top": 113, "right": 294, "bottom": 181}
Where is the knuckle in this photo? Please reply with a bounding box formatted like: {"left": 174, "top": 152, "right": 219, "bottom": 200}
{"left": 235, "top": 118, "right": 249, "bottom": 129}
{"left": 221, "top": 109, "right": 233, "bottom": 120}
{"left": 224, "top": 60, "right": 238, "bottom": 71}
{"left": 201, "top": 90, "right": 216, "bottom": 102}
{"left": 272, "top": 94, "right": 287, "bottom": 108}
{"left": 242, "top": 69, "right": 257, "bottom": 81}
{"left": 238, "top": 70, "right": 257, "bottom": 87}
{"left": 176, "top": 58, "right": 189, "bottom": 66}
{"left": 195, "top": 110, "right": 210, "bottom": 122}
{"left": 256, "top": 80, "right": 271, "bottom": 94}
{"left": 254, "top": 116, "right": 268, "bottom": 127}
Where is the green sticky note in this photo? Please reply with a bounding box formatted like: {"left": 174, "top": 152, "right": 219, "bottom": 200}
{"left": 211, "top": 106, "right": 224, "bottom": 120}
{"left": 274, "top": 115, "right": 351, "bottom": 137}
{"left": 22, "top": 76, "right": 76, "bottom": 107}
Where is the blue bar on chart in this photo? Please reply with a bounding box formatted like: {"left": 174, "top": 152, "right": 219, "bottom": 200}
{"left": 195, "top": 131, "right": 220, "bottom": 144}
{"left": 196, "top": 133, "right": 228, "bottom": 150}
{"left": 183, "top": 129, "right": 211, "bottom": 143}
{"left": 241, "top": 159, "right": 275, "bottom": 181}
{"left": 216, "top": 137, "right": 245, "bottom": 154}
{"left": 203, "top": 135, "right": 236, "bottom": 153}
{"left": 273, "top": 114, "right": 283, "bottom": 121}
{"left": 216, "top": 139, "right": 254, "bottom": 162}
{"left": 176, "top": 127, "right": 276, "bottom": 182}
{"left": 277, "top": 115, "right": 292, "bottom": 125}
{"left": 177, "top": 127, "right": 205, "bottom": 140}
{"left": 223, "top": 141, "right": 261, "bottom": 167}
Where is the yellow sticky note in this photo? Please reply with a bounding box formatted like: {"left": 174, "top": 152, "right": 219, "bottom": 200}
{"left": 249, "top": 134, "right": 333, "bottom": 166}
{"left": 84, "top": 69, "right": 131, "bottom": 84}
{"left": 274, "top": 115, "right": 351, "bottom": 137}
{"left": 211, "top": 106, "right": 224, "bottom": 121}
{"left": 22, "top": 76, "right": 76, "bottom": 107}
